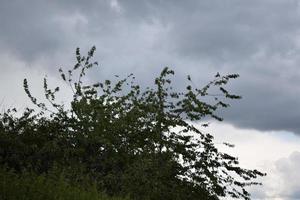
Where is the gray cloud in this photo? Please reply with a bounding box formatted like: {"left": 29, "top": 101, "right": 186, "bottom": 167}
{"left": 1, "top": 0, "right": 300, "bottom": 134}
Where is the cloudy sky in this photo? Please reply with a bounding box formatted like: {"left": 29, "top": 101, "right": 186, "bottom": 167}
{"left": 1, "top": 0, "right": 300, "bottom": 199}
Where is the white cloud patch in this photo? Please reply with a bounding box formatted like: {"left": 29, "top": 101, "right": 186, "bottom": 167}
{"left": 109, "top": 0, "right": 122, "bottom": 13}
{"left": 0, "top": 52, "right": 72, "bottom": 113}
{"left": 202, "top": 122, "right": 300, "bottom": 199}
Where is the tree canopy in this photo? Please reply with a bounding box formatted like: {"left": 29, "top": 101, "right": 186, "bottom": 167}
{"left": 0, "top": 46, "right": 265, "bottom": 200}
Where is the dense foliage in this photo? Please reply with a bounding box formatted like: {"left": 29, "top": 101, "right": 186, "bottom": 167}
{"left": 0, "top": 167, "right": 126, "bottom": 200}
{"left": 0, "top": 47, "right": 265, "bottom": 199}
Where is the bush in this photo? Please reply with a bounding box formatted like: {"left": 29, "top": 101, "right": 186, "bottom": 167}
{"left": 0, "top": 167, "right": 126, "bottom": 200}
{"left": 0, "top": 46, "right": 265, "bottom": 200}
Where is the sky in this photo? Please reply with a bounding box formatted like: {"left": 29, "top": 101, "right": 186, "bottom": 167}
{"left": 1, "top": 0, "right": 300, "bottom": 199}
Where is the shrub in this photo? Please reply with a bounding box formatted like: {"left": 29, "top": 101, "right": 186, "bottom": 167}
{"left": 0, "top": 46, "right": 265, "bottom": 199}
{"left": 0, "top": 167, "right": 126, "bottom": 200}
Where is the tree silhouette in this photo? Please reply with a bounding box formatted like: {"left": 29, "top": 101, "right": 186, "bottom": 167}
{"left": 0, "top": 46, "right": 265, "bottom": 200}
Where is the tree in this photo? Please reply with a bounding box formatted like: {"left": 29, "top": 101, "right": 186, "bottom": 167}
{"left": 0, "top": 46, "right": 265, "bottom": 200}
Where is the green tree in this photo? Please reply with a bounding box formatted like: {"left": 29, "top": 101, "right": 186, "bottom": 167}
{"left": 0, "top": 46, "right": 265, "bottom": 200}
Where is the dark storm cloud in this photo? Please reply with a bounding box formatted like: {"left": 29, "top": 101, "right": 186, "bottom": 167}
{"left": 1, "top": 0, "right": 300, "bottom": 134}
{"left": 0, "top": 0, "right": 118, "bottom": 62}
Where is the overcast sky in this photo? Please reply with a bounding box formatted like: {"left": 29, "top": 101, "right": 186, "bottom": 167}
{"left": 1, "top": 0, "right": 300, "bottom": 199}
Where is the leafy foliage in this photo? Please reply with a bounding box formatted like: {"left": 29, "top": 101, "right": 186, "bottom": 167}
{"left": 0, "top": 167, "right": 126, "bottom": 200}
{"left": 0, "top": 46, "right": 265, "bottom": 200}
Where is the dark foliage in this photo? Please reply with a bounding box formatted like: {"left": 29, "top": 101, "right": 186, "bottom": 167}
{"left": 0, "top": 167, "right": 126, "bottom": 200}
{"left": 0, "top": 47, "right": 265, "bottom": 200}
